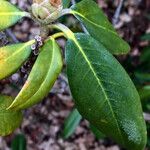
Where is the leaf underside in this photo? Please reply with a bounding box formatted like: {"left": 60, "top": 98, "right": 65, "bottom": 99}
{"left": 71, "top": 0, "right": 130, "bottom": 55}
{"left": 8, "top": 38, "right": 63, "bottom": 110}
{"left": 0, "top": 95, "right": 22, "bottom": 136}
{"left": 65, "top": 33, "right": 147, "bottom": 150}
{"left": 0, "top": 0, "right": 27, "bottom": 31}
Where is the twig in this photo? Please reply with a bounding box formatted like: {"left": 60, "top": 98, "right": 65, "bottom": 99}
{"left": 6, "top": 29, "right": 19, "bottom": 43}
{"left": 71, "top": 0, "right": 89, "bottom": 34}
{"left": 80, "top": 23, "right": 89, "bottom": 34}
{"left": 112, "top": 0, "right": 124, "bottom": 25}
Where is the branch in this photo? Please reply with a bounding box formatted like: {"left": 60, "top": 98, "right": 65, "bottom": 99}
{"left": 71, "top": 0, "right": 76, "bottom": 5}
{"left": 6, "top": 29, "right": 19, "bottom": 43}
{"left": 112, "top": 0, "right": 124, "bottom": 25}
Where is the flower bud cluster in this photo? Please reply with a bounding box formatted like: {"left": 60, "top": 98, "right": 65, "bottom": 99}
{"left": 32, "top": 0, "right": 63, "bottom": 22}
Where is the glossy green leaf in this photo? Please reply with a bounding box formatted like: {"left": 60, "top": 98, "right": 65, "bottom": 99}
{"left": 0, "top": 0, "right": 29, "bottom": 31}
{"left": 139, "top": 86, "right": 150, "bottom": 101}
{"left": 11, "top": 134, "right": 26, "bottom": 150}
{"left": 90, "top": 124, "right": 105, "bottom": 139}
{"left": 63, "top": 0, "right": 71, "bottom": 8}
{"left": 0, "top": 40, "right": 35, "bottom": 80}
{"left": 8, "top": 38, "right": 63, "bottom": 110}
{"left": 0, "top": 95, "right": 23, "bottom": 136}
{"left": 71, "top": 0, "right": 130, "bottom": 55}
{"left": 65, "top": 33, "right": 147, "bottom": 150}
{"left": 62, "top": 109, "right": 81, "bottom": 139}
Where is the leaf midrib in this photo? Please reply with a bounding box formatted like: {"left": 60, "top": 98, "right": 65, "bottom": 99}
{"left": 71, "top": 10, "right": 118, "bottom": 36}
{"left": 2, "top": 40, "right": 34, "bottom": 62}
{"left": 71, "top": 35, "right": 124, "bottom": 145}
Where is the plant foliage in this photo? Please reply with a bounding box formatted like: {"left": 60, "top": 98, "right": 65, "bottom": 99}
{"left": 0, "top": 0, "right": 147, "bottom": 149}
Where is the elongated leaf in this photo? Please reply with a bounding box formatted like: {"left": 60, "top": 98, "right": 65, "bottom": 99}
{"left": 140, "top": 47, "right": 150, "bottom": 63}
{"left": 11, "top": 134, "right": 26, "bottom": 150}
{"left": 62, "top": 109, "right": 81, "bottom": 139}
{"left": 8, "top": 38, "right": 63, "bottom": 110}
{"left": 135, "top": 72, "right": 150, "bottom": 83}
{"left": 71, "top": 0, "right": 130, "bottom": 55}
{"left": 0, "top": 95, "right": 22, "bottom": 136}
{"left": 0, "top": 40, "right": 35, "bottom": 80}
{"left": 65, "top": 33, "right": 147, "bottom": 150}
{"left": 139, "top": 86, "right": 150, "bottom": 101}
{"left": 0, "top": 0, "right": 29, "bottom": 31}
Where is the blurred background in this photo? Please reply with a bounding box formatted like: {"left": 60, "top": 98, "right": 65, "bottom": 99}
{"left": 0, "top": 0, "right": 150, "bottom": 149}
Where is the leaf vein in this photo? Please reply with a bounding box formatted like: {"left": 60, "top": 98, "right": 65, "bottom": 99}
{"left": 72, "top": 10, "right": 118, "bottom": 36}
{"left": 72, "top": 35, "right": 124, "bottom": 144}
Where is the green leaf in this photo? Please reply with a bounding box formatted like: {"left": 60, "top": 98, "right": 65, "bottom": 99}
{"left": 135, "top": 72, "right": 150, "bottom": 83}
{"left": 0, "top": 95, "right": 23, "bottom": 136}
{"left": 0, "top": 40, "right": 35, "bottom": 80}
{"left": 71, "top": 0, "right": 130, "bottom": 55}
{"left": 140, "top": 47, "right": 150, "bottom": 63}
{"left": 65, "top": 33, "right": 147, "bottom": 150}
{"left": 63, "top": 0, "right": 71, "bottom": 8}
{"left": 0, "top": 0, "right": 29, "bottom": 31}
{"left": 90, "top": 124, "right": 105, "bottom": 139}
{"left": 62, "top": 109, "right": 81, "bottom": 139}
{"left": 139, "top": 86, "right": 150, "bottom": 101}
{"left": 141, "top": 33, "right": 150, "bottom": 41}
{"left": 11, "top": 134, "right": 26, "bottom": 150}
{"left": 8, "top": 38, "right": 63, "bottom": 110}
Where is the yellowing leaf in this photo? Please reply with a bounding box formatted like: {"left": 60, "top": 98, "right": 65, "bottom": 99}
{"left": 0, "top": 95, "right": 22, "bottom": 136}
{"left": 8, "top": 38, "right": 63, "bottom": 110}
{"left": 0, "top": 40, "right": 35, "bottom": 80}
{"left": 0, "top": 0, "right": 30, "bottom": 31}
